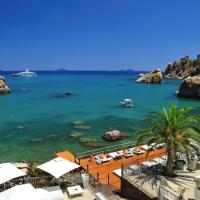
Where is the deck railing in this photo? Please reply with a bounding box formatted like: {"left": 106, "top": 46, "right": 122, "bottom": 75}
{"left": 75, "top": 139, "right": 148, "bottom": 160}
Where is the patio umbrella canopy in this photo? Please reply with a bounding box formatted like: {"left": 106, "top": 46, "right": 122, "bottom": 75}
{"left": 0, "top": 184, "right": 40, "bottom": 200}
{"left": 0, "top": 163, "right": 26, "bottom": 185}
{"left": 37, "top": 157, "right": 80, "bottom": 178}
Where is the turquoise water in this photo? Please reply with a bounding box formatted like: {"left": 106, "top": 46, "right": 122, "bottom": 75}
{"left": 0, "top": 72, "right": 199, "bottom": 163}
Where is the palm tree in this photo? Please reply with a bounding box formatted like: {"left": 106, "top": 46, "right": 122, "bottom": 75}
{"left": 137, "top": 104, "right": 200, "bottom": 177}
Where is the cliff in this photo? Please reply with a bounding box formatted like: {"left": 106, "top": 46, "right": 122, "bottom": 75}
{"left": 165, "top": 55, "right": 200, "bottom": 79}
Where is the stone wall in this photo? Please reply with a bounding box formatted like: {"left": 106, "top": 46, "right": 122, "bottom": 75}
{"left": 121, "top": 176, "right": 157, "bottom": 200}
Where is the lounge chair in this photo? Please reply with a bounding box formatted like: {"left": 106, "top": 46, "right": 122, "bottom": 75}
{"left": 156, "top": 143, "right": 165, "bottom": 149}
{"left": 122, "top": 150, "right": 133, "bottom": 158}
{"left": 95, "top": 154, "right": 113, "bottom": 164}
{"left": 140, "top": 144, "right": 155, "bottom": 151}
{"left": 109, "top": 152, "right": 123, "bottom": 159}
{"left": 130, "top": 148, "right": 144, "bottom": 155}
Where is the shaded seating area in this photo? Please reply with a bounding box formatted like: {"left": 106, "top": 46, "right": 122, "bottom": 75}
{"left": 0, "top": 163, "right": 26, "bottom": 185}
{"left": 0, "top": 183, "right": 65, "bottom": 200}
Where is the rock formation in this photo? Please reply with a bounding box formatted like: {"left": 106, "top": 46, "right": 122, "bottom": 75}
{"left": 53, "top": 91, "right": 74, "bottom": 98}
{"left": 102, "top": 130, "right": 128, "bottom": 142}
{"left": 0, "top": 76, "right": 10, "bottom": 94}
{"left": 136, "top": 69, "right": 163, "bottom": 83}
{"left": 178, "top": 76, "right": 200, "bottom": 99}
{"left": 165, "top": 55, "right": 200, "bottom": 79}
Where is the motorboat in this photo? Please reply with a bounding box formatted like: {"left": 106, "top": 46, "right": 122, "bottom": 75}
{"left": 12, "top": 69, "right": 37, "bottom": 77}
{"left": 120, "top": 99, "right": 133, "bottom": 107}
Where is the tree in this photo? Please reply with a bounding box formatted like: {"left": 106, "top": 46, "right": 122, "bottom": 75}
{"left": 137, "top": 104, "right": 200, "bottom": 177}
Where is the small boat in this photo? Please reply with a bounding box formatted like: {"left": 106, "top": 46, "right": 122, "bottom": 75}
{"left": 12, "top": 69, "right": 37, "bottom": 77}
{"left": 120, "top": 99, "right": 133, "bottom": 108}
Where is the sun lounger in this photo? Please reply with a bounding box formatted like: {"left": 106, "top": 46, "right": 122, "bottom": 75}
{"left": 156, "top": 143, "right": 165, "bottom": 149}
{"left": 130, "top": 148, "right": 144, "bottom": 155}
{"left": 95, "top": 155, "right": 112, "bottom": 164}
{"left": 95, "top": 154, "right": 113, "bottom": 164}
{"left": 109, "top": 152, "right": 123, "bottom": 159}
{"left": 140, "top": 144, "right": 155, "bottom": 151}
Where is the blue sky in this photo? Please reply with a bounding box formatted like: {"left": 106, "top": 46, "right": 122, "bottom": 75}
{"left": 0, "top": 0, "right": 200, "bottom": 71}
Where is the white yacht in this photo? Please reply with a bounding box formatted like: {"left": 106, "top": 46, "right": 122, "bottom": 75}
{"left": 12, "top": 69, "right": 37, "bottom": 77}
{"left": 120, "top": 99, "right": 133, "bottom": 108}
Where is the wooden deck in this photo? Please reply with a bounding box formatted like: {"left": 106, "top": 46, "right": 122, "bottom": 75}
{"left": 56, "top": 147, "right": 166, "bottom": 190}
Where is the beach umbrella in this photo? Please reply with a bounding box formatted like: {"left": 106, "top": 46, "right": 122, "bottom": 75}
{"left": 0, "top": 163, "right": 26, "bottom": 185}
{"left": 37, "top": 157, "right": 80, "bottom": 178}
{"left": 0, "top": 183, "right": 40, "bottom": 200}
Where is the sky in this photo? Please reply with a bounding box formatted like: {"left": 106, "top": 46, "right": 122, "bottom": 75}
{"left": 0, "top": 0, "right": 200, "bottom": 71}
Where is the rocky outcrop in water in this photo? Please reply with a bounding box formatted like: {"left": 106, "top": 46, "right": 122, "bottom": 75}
{"left": 0, "top": 76, "right": 10, "bottom": 94}
{"left": 178, "top": 76, "right": 200, "bottom": 99}
{"left": 79, "top": 137, "right": 102, "bottom": 148}
{"left": 165, "top": 55, "right": 200, "bottom": 79}
{"left": 53, "top": 91, "right": 74, "bottom": 98}
{"left": 136, "top": 69, "right": 163, "bottom": 83}
{"left": 102, "top": 130, "right": 128, "bottom": 142}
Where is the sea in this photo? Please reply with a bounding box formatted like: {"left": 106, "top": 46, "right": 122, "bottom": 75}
{"left": 0, "top": 71, "right": 199, "bottom": 163}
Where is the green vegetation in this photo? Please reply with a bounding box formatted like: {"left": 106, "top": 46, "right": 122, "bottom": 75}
{"left": 137, "top": 104, "right": 200, "bottom": 177}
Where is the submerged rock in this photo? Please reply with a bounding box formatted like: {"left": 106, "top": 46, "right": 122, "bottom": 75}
{"left": 136, "top": 69, "right": 163, "bottom": 83}
{"left": 178, "top": 76, "right": 200, "bottom": 99}
{"left": 17, "top": 126, "right": 25, "bottom": 129}
{"left": 70, "top": 131, "right": 84, "bottom": 138}
{"left": 53, "top": 91, "right": 74, "bottom": 98}
{"left": 102, "top": 130, "right": 128, "bottom": 142}
{"left": 80, "top": 137, "right": 97, "bottom": 143}
{"left": 79, "top": 137, "right": 102, "bottom": 148}
{"left": 28, "top": 138, "right": 43, "bottom": 143}
{"left": 83, "top": 142, "right": 103, "bottom": 148}
{"left": 0, "top": 76, "right": 10, "bottom": 94}
{"left": 72, "top": 120, "right": 84, "bottom": 126}
{"left": 74, "top": 125, "right": 91, "bottom": 130}
{"left": 46, "top": 134, "right": 57, "bottom": 138}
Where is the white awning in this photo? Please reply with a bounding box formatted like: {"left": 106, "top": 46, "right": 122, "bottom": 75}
{"left": 0, "top": 184, "right": 40, "bottom": 200}
{"left": 37, "top": 157, "right": 80, "bottom": 178}
{"left": 0, "top": 163, "right": 26, "bottom": 185}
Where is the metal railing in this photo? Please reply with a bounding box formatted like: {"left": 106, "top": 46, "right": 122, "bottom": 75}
{"left": 75, "top": 140, "right": 142, "bottom": 159}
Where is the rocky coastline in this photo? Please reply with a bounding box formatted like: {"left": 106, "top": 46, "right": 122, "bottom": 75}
{"left": 165, "top": 55, "right": 200, "bottom": 79}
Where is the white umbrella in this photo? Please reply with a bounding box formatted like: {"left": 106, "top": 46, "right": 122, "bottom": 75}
{"left": 0, "top": 184, "right": 40, "bottom": 200}
{"left": 0, "top": 163, "right": 26, "bottom": 185}
{"left": 37, "top": 157, "right": 80, "bottom": 178}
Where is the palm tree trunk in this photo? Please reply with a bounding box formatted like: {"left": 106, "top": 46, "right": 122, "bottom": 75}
{"left": 166, "top": 149, "right": 174, "bottom": 177}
